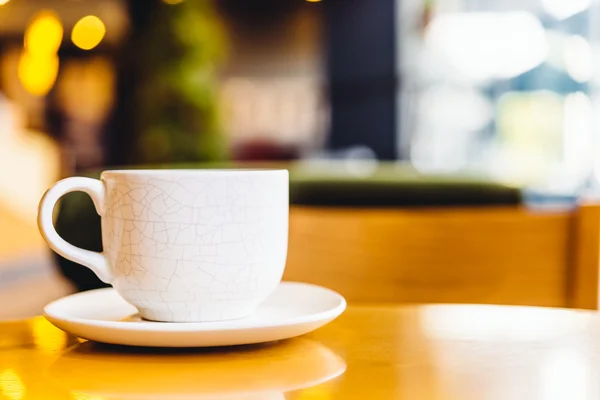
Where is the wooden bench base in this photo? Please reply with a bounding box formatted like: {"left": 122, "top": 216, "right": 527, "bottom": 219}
{"left": 284, "top": 205, "right": 600, "bottom": 309}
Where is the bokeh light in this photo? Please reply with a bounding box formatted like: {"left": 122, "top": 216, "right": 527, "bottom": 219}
{"left": 71, "top": 15, "right": 106, "bottom": 50}
{"left": 19, "top": 10, "right": 62, "bottom": 96}
{"left": 24, "top": 10, "right": 63, "bottom": 56}
{"left": 565, "top": 35, "right": 592, "bottom": 83}
{"left": 0, "top": 0, "right": 10, "bottom": 5}
{"left": 425, "top": 12, "right": 547, "bottom": 81}
{"left": 17, "top": 52, "right": 59, "bottom": 96}
{"left": 163, "top": 0, "right": 185, "bottom": 4}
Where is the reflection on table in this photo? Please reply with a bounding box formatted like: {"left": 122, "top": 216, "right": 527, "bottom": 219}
{"left": 3, "top": 304, "right": 600, "bottom": 399}
{"left": 0, "top": 317, "right": 345, "bottom": 399}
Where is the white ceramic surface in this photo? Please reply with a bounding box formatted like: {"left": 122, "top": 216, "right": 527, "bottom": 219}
{"left": 43, "top": 282, "right": 346, "bottom": 347}
{"left": 38, "top": 169, "right": 289, "bottom": 322}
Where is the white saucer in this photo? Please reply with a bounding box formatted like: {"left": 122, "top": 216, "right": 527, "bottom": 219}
{"left": 44, "top": 282, "right": 346, "bottom": 347}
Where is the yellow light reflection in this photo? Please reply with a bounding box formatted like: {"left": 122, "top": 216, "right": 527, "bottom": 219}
{"left": 18, "top": 52, "right": 59, "bottom": 96}
{"left": 163, "top": 0, "right": 185, "bottom": 4}
{"left": 71, "top": 392, "right": 105, "bottom": 400}
{"left": 71, "top": 15, "right": 106, "bottom": 50}
{"left": 31, "top": 317, "right": 67, "bottom": 353}
{"left": 0, "top": 370, "right": 25, "bottom": 400}
{"left": 0, "top": 0, "right": 9, "bottom": 5}
{"left": 295, "top": 386, "right": 333, "bottom": 399}
{"left": 306, "top": 0, "right": 322, "bottom": 2}
{"left": 24, "top": 10, "right": 63, "bottom": 56}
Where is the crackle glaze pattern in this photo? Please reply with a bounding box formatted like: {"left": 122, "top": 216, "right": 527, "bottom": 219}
{"left": 100, "top": 170, "right": 289, "bottom": 322}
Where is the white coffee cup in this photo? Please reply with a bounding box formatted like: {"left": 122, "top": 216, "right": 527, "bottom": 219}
{"left": 38, "top": 169, "right": 289, "bottom": 322}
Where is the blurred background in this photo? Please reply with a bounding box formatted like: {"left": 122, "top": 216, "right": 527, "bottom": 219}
{"left": 2, "top": 0, "right": 600, "bottom": 317}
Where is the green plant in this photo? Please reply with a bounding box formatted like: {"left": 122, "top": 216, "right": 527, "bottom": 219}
{"left": 117, "top": 0, "right": 228, "bottom": 164}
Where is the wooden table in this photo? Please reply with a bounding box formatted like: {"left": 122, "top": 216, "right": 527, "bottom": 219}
{"left": 2, "top": 304, "right": 600, "bottom": 399}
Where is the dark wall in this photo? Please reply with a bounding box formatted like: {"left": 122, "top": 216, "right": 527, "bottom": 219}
{"left": 324, "top": 0, "right": 398, "bottom": 160}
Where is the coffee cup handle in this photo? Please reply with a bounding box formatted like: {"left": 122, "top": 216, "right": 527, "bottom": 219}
{"left": 37, "top": 177, "right": 114, "bottom": 284}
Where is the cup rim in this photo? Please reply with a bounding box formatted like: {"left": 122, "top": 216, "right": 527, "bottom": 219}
{"left": 101, "top": 169, "right": 288, "bottom": 178}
